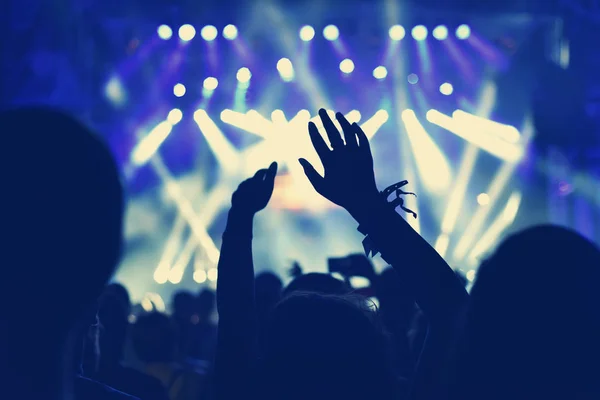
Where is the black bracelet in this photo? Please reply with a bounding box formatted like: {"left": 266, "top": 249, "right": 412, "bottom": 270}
{"left": 358, "top": 180, "right": 417, "bottom": 258}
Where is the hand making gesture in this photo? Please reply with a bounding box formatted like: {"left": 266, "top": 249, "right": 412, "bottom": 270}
{"left": 299, "top": 109, "right": 380, "bottom": 219}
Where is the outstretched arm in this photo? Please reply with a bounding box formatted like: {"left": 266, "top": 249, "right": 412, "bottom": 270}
{"left": 215, "top": 162, "right": 278, "bottom": 400}
{"left": 299, "top": 109, "right": 467, "bottom": 399}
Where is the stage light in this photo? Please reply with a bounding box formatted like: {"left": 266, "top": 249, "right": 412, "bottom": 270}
{"left": 193, "top": 270, "right": 207, "bottom": 283}
{"left": 157, "top": 25, "right": 173, "bottom": 40}
{"left": 373, "top": 66, "right": 388, "bottom": 80}
{"left": 466, "top": 270, "right": 476, "bottom": 282}
{"left": 323, "top": 25, "right": 339, "bottom": 41}
{"left": 167, "top": 108, "right": 183, "bottom": 125}
{"left": 201, "top": 25, "right": 218, "bottom": 41}
{"left": 173, "top": 83, "right": 186, "bottom": 97}
{"left": 131, "top": 121, "right": 173, "bottom": 166}
{"left": 178, "top": 24, "right": 196, "bottom": 41}
{"left": 456, "top": 24, "right": 471, "bottom": 40}
{"left": 412, "top": 25, "right": 428, "bottom": 41}
{"left": 339, "top": 58, "right": 355, "bottom": 74}
{"left": 440, "top": 82, "right": 454, "bottom": 95}
{"left": 432, "top": 25, "right": 448, "bottom": 40}
{"left": 277, "top": 57, "right": 294, "bottom": 81}
{"left": 203, "top": 77, "right": 219, "bottom": 91}
{"left": 236, "top": 67, "right": 252, "bottom": 83}
{"left": 389, "top": 25, "right": 406, "bottom": 41}
{"left": 223, "top": 24, "right": 238, "bottom": 40}
{"left": 207, "top": 268, "right": 218, "bottom": 281}
{"left": 299, "top": 25, "right": 315, "bottom": 41}
{"left": 407, "top": 73, "right": 419, "bottom": 84}
{"left": 477, "top": 193, "right": 490, "bottom": 206}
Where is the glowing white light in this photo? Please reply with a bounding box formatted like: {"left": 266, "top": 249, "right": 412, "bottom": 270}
{"left": 477, "top": 193, "right": 490, "bottom": 206}
{"left": 407, "top": 74, "right": 419, "bottom": 84}
{"left": 339, "top": 58, "right": 355, "bottom": 74}
{"left": 432, "top": 25, "right": 448, "bottom": 40}
{"left": 193, "top": 269, "right": 207, "bottom": 283}
{"left": 466, "top": 270, "right": 476, "bottom": 282}
{"left": 412, "top": 25, "right": 428, "bottom": 41}
{"left": 323, "top": 25, "right": 339, "bottom": 41}
{"left": 236, "top": 67, "right": 252, "bottom": 83}
{"left": 456, "top": 24, "right": 471, "bottom": 40}
{"left": 277, "top": 58, "right": 295, "bottom": 81}
{"left": 173, "top": 83, "right": 186, "bottom": 97}
{"left": 178, "top": 24, "right": 196, "bottom": 41}
{"left": 167, "top": 108, "right": 183, "bottom": 125}
{"left": 299, "top": 25, "right": 315, "bottom": 41}
{"left": 440, "top": 82, "right": 454, "bottom": 95}
{"left": 105, "top": 76, "right": 125, "bottom": 105}
{"left": 373, "top": 66, "right": 388, "bottom": 80}
{"left": 207, "top": 268, "right": 218, "bottom": 281}
{"left": 131, "top": 121, "right": 173, "bottom": 166}
{"left": 389, "top": 25, "right": 406, "bottom": 41}
{"left": 203, "top": 77, "right": 219, "bottom": 91}
{"left": 157, "top": 25, "right": 173, "bottom": 40}
{"left": 201, "top": 25, "right": 218, "bottom": 41}
{"left": 153, "top": 269, "right": 169, "bottom": 284}
{"left": 223, "top": 24, "right": 238, "bottom": 40}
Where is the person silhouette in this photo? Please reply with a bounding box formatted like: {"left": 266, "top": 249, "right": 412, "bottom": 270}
{"left": 451, "top": 225, "right": 600, "bottom": 400}
{"left": 0, "top": 107, "right": 124, "bottom": 400}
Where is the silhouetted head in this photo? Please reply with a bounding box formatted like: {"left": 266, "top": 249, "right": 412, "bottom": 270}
{"left": 97, "top": 291, "right": 129, "bottom": 365}
{"left": 172, "top": 291, "right": 195, "bottom": 321}
{"left": 131, "top": 312, "right": 176, "bottom": 364}
{"left": 455, "top": 225, "right": 600, "bottom": 399}
{"left": 0, "top": 107, "right": 123, "bottom": 335}
{"left": 255, "top": 271, "right": 283, "bottom": 311}
{"left": 104, "top": 283, "right": 131, "bottom": 314}
{"left": 196, "top": 289, "right": 216, "bottom": 321}
{"left": 283, "top": 273, "right": 350, "bottom": 297}
{"left": 261, "top": 293, "right": 397, "bottom": 400}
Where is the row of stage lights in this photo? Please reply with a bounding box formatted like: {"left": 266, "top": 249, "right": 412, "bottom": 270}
{"left": 170, "top": 69, "right": 455, "bottom": 97}
{"left": 157, "top": 23, "right": 472, "bottom": 42}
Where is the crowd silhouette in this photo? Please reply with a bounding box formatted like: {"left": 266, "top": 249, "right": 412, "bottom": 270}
{"left": 1, "top": 105, "right": 599, "bottom": 400}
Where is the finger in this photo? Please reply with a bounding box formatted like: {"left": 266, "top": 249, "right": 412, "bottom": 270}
{"left": 336, "top": 112, "right": 358, "bottom": 149}
{"left": 266, "top": 161, "right": 278, "bottom": 179}
{"left": 308, "top": 121, "right": 330, "bottom": 160}
{"left": 319, "top": 109, "right": 344, "bottom": 149}
{"left": 263, "top": 162, "right": 278, "bottom": 195}
{"left": 253, "top": 168, "right": 268, "bottom": 181}
{"left": 353, "top": 122, "right": 372, "bottom": 159}
{"left": 298, "top": 158, "right": 326, "bottom": 194}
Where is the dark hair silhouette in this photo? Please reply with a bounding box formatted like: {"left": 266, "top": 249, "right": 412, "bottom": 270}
{"left": 283, "top": 272, "right": 350, "bottom": 297}
{"left": 104, "top": 283, "right": 132, "bottom": 314}
{"left": 132, "top": 312, "right": 176, "bottom": 364}
{"left": 196, "top": 289, "right": 216, "bottom": 321}
{"left": 260, "top": 292, "right": 397, "bottom": 400}
{"left": 453, "top": 225, "right": 600, "bottom": 399}
{"left": 0, "top": 107, "right": 123, "bottom": 398}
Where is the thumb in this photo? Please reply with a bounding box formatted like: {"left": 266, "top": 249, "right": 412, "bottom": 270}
{"left": 299, "top": 158, "right": 326, "bottom": 194}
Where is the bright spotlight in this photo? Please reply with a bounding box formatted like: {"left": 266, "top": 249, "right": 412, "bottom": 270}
{"left": 193, "top": 270, "right": 207, "bottom": 283}
{"left": 299, "top": 25, "right": 315, "bottom": 41}
{"left": 389, "top": 25, "right": 406, "bottom": 41}
{"left": 157, "top": 25, "right": 173, "bottom": 40}
{"left": 277, "top": 58, "right": 294, "bottom": 81}
{"left": 466, "top": 270, "right": 476, "bottom": 282}
{"left": 173, "top": 83, "right": 186, "bottom": 97}
{"left": 236, "top": 67, "right": 252, "bottom": 83}
{"left": 167, "top": 108, "right": 183, "bottom": 125}
{"left": 201, "top": 25, "right": 218, "bottom": 41}
{"left": 407, "top": 73, "right": 419, "bottom": 84}
{"left": 339, "top": 58, "right": 355, "bottom": 74}
{"left": 178, "top": 24, "right": 196, "bottom": 41}
{"left": 203, "top": 77, "right": 219, "bottom": 91}
{"left": 477, "top": 193, "right": 490, "bottom": 206}
{"left": 373, "top": 66, "right": 388, "bottom": 80}
{"left": 432, "top": 25, "right": 448, "bottom": 40}
{"left": 323, "top": 25, "right": 339, "bottom": 41}
{"left": 207, "top": 268, "right": 218, "bottom": 282}
{"left": 223, "top": 24, "right": 238, "bottom": 40}
{"left": 411, "top": 25, "right": 428, "bottom": 41}
{"left": 440, "top": 82, "right": 454, "bottom": 95}
{"left": 456, "top": 24, "right": 471, "bottom": 40}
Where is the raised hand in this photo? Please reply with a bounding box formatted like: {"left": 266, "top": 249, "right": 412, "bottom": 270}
{"left": 299, "top": 109, "right": 379, "bottom": 217}
{"left": 231, "top": 162, "right": 278, "bottom": 215}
